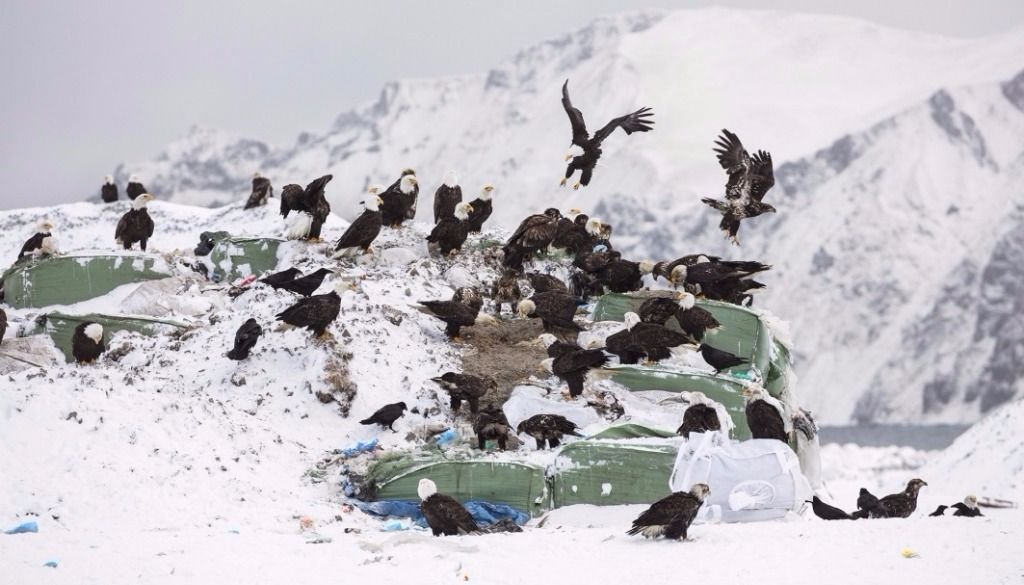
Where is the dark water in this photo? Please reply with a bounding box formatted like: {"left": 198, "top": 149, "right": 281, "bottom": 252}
{"left": 819, "top": 425, "right": 970, "bottom": 450}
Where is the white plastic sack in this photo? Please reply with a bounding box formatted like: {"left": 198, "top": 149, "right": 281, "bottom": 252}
{"left": 670, "top": 431, "right": 812, "bottom": 523}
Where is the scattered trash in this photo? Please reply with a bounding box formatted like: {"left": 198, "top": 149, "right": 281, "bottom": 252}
{"left": 43, "top": 559, "right": 59, "bottom": 568}
{"left": 435, "top": 428, "right": 458, "bottom": 447}
{"left": 5, "top": 520, "right": 39, "bottom": 535}
{"left": 338, "top": 438, "right": 379, "bottom": 458}
{"left": 354, "top": 499, "right": 529, "bottom": 527}
{"left": 299, "top": 516, "right": 316, "bottom": 532}
{"left": 304, "top": 533, "right": 333, "bottom": 544}
{"left": 343, "top": 527, "right": 362, "bottom": 534}
{"left": 381, "top": 519, "right": 412, "bottom": 531}
{"left": 901, "top": 548, "right": 919, "bottom": 559}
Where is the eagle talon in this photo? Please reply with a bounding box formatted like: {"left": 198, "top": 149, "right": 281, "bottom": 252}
{"left": 559, "top": 178, "right": 568, "bottom": 187}
{"left": 572, "top": 182, "right": 581, "bottom": 190}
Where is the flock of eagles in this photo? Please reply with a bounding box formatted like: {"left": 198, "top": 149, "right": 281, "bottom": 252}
{"left": 4, "top": 80, "right": 981, "bottom": 540}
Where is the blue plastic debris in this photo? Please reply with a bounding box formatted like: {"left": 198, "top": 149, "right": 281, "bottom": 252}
{"left": 434, "top": 428, "right": 458, "bottom": 446}
{"left": 227, "top": 528, "right": 240, "bottom": 534}
{"left": 4, "top": 520, "right": 39, "bottom": 534}
{"left": 353, "top": 500, "right": 529, "bottom": 527}
{"left": 339, "top": 438, "right": 378, "bottom": 458}
{"left": 381, "top": 519, "right": 411, "bottom": 531}
{"left": 43, "top": 559, "right": 59, "bottom": 568}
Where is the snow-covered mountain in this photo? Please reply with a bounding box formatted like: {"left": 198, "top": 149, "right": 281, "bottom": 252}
{"left": 99, "top": 8, "right": 1024, "bottom": 424}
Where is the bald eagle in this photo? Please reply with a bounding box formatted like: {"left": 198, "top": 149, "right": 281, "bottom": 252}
{"left": 244, "top": 173, "right": 273, "bottom": 209}
{"left": 0, "top": 308, "right": 6, "bottom": 345}
{"left": 126, "top": 175, "right": 147, "bottom": 201}
{"left": 433, "top": 171, "right": 462, "bottom": 224}
{"left": 226, "top": 318, "right": 262, "bottom": 360}
{"left": 862, "top": 479, "right": 928, "bottom": 519}
{"left": 280, "top": 174, "right": 333, "bottom": 240}
{"left": 359, "top": 401, "right": 407, "bottom": 431}
{"left": 101, "top": 175, "right": 118, "bottom": 203}
{"left": 380, "top": 170, "right": 419, "bottom": 228}
{"left": 71, "top": 322, "right": 105, "bottom": 363}
{"left": 594, "top": 258, "right": 654, "bottom": 293}
{"left": 675, "top": 294, "right": 721, "bottom": 342}
{"left": 516, "top": 413, "right": 582, "bottom": 449}
{"left": 466, "top": 185, "right": 495, "bottom": 233}
{"left": 473, "top": 404, "right": 512, "bottom": 450}
{"left": 502, "top": 208, "right": 562, "bottom": 271}
{"left": 516, "top": 291, "right": 584, "bottom": 333}
{"left": 17, "top": 220, "right": 58, "bottom": 262}
{"left": 334, "top": 190, "right": 383, "bottom": 257}
{"left": 606, "top": 312, "right": 698, "bottom": 364}
{"left": 676, "top": 393, "right": 722, "bottom": 438}
{"left": 115, "top": 193, "right": 155, "bottom": 251}
{"left": 526, "top": 272, "right": 568, "bottom": 294}
{"left": 418, "top": 479, "right": 479, "bottom": 536}
{"left": 744, "top": 387, "right": 787, "bottom": 443}
{"left": 539, "top": 334, "right": 607, "bottom": 398}
{"left": 275, "top": 282, "right": 345, "bottom": 337}
{"left": 627, "top": 483, "right": 709, "bottom": 540}
{"left": 426, "top": 202, "right": 473, "bottom": 256}
{"left": 560, "top": 80, "right": 654, "bottom": 189}
{"left": 417, "top": 292, "right": 495, "bottom": 341}
{"left": 431, "top": 372, "right": 495, "bottom": 415}
{"left": 701, "top": 129, "right": 776, "bottom": 245}
{"left": 932, "top": 495, "right": 983, "bottom": 517}
{"left": 491, "top": 269, "right": 523, "bottom": 314}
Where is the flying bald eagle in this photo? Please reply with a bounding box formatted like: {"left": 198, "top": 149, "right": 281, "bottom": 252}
{"left": 431, "top": 372, "right": 495, "bottom": 415}
{"left": 17, "top": 220, "right": 58, "bottom": 262}
{"left": 699, "top": 344, "right": 747, "bottom": 373}
{"left": 426, "top": 202, "right": 473, "bottom": 256}
{"left": 418, "top": 479, "right": 479, "bottom": 536}
{"left": 701, "top": 129, "right": 776, "bottom": 245}
{"left": 539, "top": 334, "right": 607, "bottom": 398}
{"left": 334, "top": 190, "right": 383, "bottom": 257}
{"left": 126, "top": 175, "right": 147, "bottom": 201}
{"left": 101, "top": 175, "right": 118, "bottom": 203}
{"left": 275, "top": 282, "right": 345, "bottom": 337}
{"left": 380, "top": 170, "right": 419, "bottom": 228}
{"left": 676, "top": 393, "right": 722, "bottom": 438}
{"left": 627, "top": 483, "right": 709, "bottom": 541}
{"left": 516, "top": 290, "right": 584, "bottom": 334}
{"left": 71, "top": 322, "right": 105, "bottom": 363}
{"left": 280, "top": 174, "right": 333, "bottom": 241}
{"left": 744, "top": 387, "right": 787, "bottom": 443}
{"left": 491, "top": 269, "right": 523, "bottom": 314}
{"left": 502, "top": 208, "right": 562, "bottom": 271}
{"left": 516, "top": 414, "right": 582, "bottom": 449}
{"left": 466, "top": 185, "right": 495, "bottom": 233}
{"left": 360, "top": 401, "right": 408, "bottom": 431}
{"left": 560, "top": 79, "right": 654, "bottom": 189}
{"left": 606, "top": 312, "right": 698, "bottom": 364}
{"left": 244, "top": 172, "right": 273, "bottom": 210}
{"left": 226, "top": 318, "right": 262, "bottom": 360}
{"left": 474, "top": 404, "right": 512, "bottom": 450}
{"left": 433, "top": 171, "right": 462, "bottom": 224}
{"left": 115, "top": 193, "right": 155, "bottom": 251}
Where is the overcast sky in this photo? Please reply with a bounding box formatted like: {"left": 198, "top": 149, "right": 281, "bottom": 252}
{"left": 2, "top": 0, "right": 1022, "bottom": 209}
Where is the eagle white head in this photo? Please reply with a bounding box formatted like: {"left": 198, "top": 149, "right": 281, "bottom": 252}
{"left": 37, "top": 219, "right": 55, "bottom": 233}
{"left": 678, "top": 292, "right": 697, "bottom": 310}
{"left": 253, "top": 171, "right": 262, "bottom": 179}
{"left": 638, "top": 259, "right": 656, "bottom": 275}
{"left": 687, "top": 391, "right": 708, "bottom": 406}
{"left": 585, "top": 218, "right": 603, "bottom": 236}
{"left": 132, "top": 193, "right": 155, "bottom": 210}
{"left": 538, "top": 333, "right": 558, "bottom": 348}
{"left": 104, "top": 175, "right": 114, "bottom": 185}
{"left": 417, "top": 478, "right": 438, "bottom": 501}
{"left": 670, "top": 265, "right": 687, "bottom": 284}
{"left": 623, "top": 312, "right": 641, "bottom": 330}
{"left": 566, "top": 208, "right": 584, "bottom": 221}
{"left": 689, "top": 482, "right": 711, "bottom": 501}
{"left": 400, "top": 174, "right": 418, "bottom": 194}
{"left": 696, "top": 255, "right": 711, "bottom": 264}
{"left": 516, "top": 299, "right": 536, "bottom": 318}
{"left": 541, "top": 357, "right": 555, "bottom": 373}
{"left": 363, "top": 196, "right": 383, "bottom": 212}
{"left": 454, "top": 202, "right": 473, "bottom": 221}
{"left": 964, "top": 495, "right": 978, "bottom": 509}
{"left": 443, "top": 170, "right": 459, "bottom": 188}
{"left": 479, "top": 184, "right": 495, "bottom": 201}
{"left": 128, "top": 174, "right": 140, "bottom": 184}
{"left": 84, "top": 323, "right": 104, "bottom": 343}
{"left": 367, "top": 184, "right": 385, "bottom": 195}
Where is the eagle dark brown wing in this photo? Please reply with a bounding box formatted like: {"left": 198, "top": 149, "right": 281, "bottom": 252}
{"left": 627, "top": 491, "right": 701, "bottom": 537}
{"left": 713, "top": 129, "right": 752, "bottom": 201}
{"left": 561, "top": 80, "right": 590, "bottom": 147}
{"left": 592, "top": 106, "right": 655, "bottom": 144}
{"left": 507, "top": 214, "right": 559, "bottom": 249}
{"left": 749, "top": 150, "right": 775, "bottom": 202}
{"left": 745, "top": 399, "right": 787, "bottom": 442}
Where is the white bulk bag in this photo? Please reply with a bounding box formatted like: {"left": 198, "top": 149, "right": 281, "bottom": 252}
{"left": 670, "top": 431, "right": 812, "bottom": 523}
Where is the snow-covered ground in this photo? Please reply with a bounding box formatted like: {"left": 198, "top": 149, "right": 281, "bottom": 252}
{"left": 2, "top": 199, "right": 1021, "bottom": 583}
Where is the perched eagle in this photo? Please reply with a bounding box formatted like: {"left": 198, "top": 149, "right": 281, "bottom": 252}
{"left": 275, "top": 282, "right": 345, "bottom": 337}
{"left": 126, "top": 175, "right": 147, "bottom": 200}
{"left": 701, "top": 129, "right": 776, "bottom": 245}
{"left": 502, "top": 208, "right": 562, "bottom": 271}
{"left": 473, "top": 403, "right": 512, "bottom": 450}
{"left": 418, "top": 478, "right": 479, "bottom": 536}
{"left": 491, "top": 269, "right": 523, "bottom": 314}
{"left": 280, "top": 174, "right": 333, "bottom": 240}
{"left": 859, "top": 479, "right": 928, "bottom": 519}
{"left": 259, "top": 267, "right": 302, "bottom": 291}
{"left": 516, "top": 414, "right": 582, "bottom": 449}
{"left": 0, "top": 308, "right": 6, "bottom": 345}
{"left": 670, "top": 258, "right": 771, "bottom": 294}
{"left": 71, "top": 322, "right": 105, "bottom": 364}
{"left": 931, "top": 495, "right": 983, "bottom": 518}
{"left": 637, "top": 295, "right": 682, "bottom": 326}
{"left": 115, "top": 193, "right": 156, "bottom": 251}
{"left": 560, "top": 79, "right": 654, "bottom": 189}
{"left": 244, "top": 172, "right": 273, "bottom": 210}
{"left": 675, "top": 294, "right": 721, "bottom": 342}
{"left": 359, "top": 401, "right": 408, "bottom": 431}
{"left": 426, "top": 202, "right": 473, "bottom": 256}
{"left": 744, "top": 387, "right": 787, "bottom": 443}
{"left": 808, "top": 496, "right": 855, "bottom": 521}
{"left": 431, "top": 372, "right": 495, "bottom": 415}
{"left": 676, "top": 392, "right": 722, "bottom": 438}
{"left": 605, "top": 312, "right": 697, "bottom": 364}
{"left": 334, "top": 190, "right": 384, "bottom": 257}
{"left": 627, "top": 483, "right": 710, "bottom": 541}
{"left": 380, "top": 170, "right": 419, "bottom": 228}
{"left": 516, "top": 291, "right": 584, "bottom": 334}
{"left": 17, "top": 220, "right": 58, "bottom": 262}
{"left": 417, "top": 292, "right": 495, "bottom": 341}
{"left": 226, "top": 318, "right": 262, "bottom": 360}
{"left": 540, "top": 334, "right": 608, "bottom": 398}
{"left": 432, "top": 171, "right": 462, "bottom": 224}
{"left": 101, "top": 175, "right": 118, "bottom": 203}
{"left": 466, "top": 185, "right": 495, "bottom": 233}
{"left": 574, "top": 245, "right": 619, "bottom": 274}
{"left": 594, "top": 258, "right": 654, "bottom": 293}
{"left": 699, "top": 344, "right": 747, "bottom": 373}
{"left": 526, "top": 272, "right": 568, "bottom": 294}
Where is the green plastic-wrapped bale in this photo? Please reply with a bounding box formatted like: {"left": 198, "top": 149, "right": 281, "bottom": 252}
{"left": 551, "top": 440, "right": 679, "bottom": 508}
{"left": 207, "top": 237, "right": 283, "bottom": 282}
{"left": 39, "top": 312, "right": 188, "bottom": 362}
{"left": 1, "top": 254, "right": 172, "bottom": 309}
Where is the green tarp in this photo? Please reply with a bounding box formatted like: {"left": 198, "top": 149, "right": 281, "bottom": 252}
{"left": 207, "top": 237, "right": 283, "bottom": 282}
{"left": 589, "top": 423, "right": 676, "bottom": 440}
{"left": 364, "top": 452, "right": 548, "bottom": 517}
{"left": 38, "top": 312, "right": 188, "bottom": 362}
{"left": 550, "top": 441, "right": 678, "bottom": 507}
{"left": 1, "top": 255, "right": 172, "bottom": 309}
